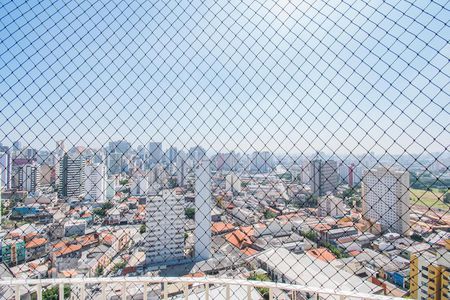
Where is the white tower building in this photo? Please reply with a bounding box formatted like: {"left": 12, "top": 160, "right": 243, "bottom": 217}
{"left": 84, "top": 162, "right": 107, "bottom": 202}
{"left": 318, "top": 194, "right": 346, "bottom": 218}
{"left": 194, "top": 159, "right": 212, "bottom": 261}
{"left": 145, "top": 189, "right": 185, "bottom": 265}
{"left": 362, "top": 167, "right": 410, "bottom": 234}
{"left": 225, "top": 173, "right": 241, "bottom": 194}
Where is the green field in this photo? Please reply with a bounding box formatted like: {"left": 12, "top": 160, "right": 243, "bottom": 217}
{"left": 410, "top": 188, "right": 449, "bottom": 210}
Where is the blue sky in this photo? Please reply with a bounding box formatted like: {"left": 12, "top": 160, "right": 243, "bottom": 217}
{"left": 0, "top": 0, "right": 449, "bottom": 155}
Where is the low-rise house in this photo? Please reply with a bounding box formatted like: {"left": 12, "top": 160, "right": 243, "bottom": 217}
{"left": 51, "top": 242, "right": 83, "bottom": 271}
{"left": 250, "top": 247, "right": 384, "bottom": 299}
{"left": 320, "top": 226, "right": 358, "bottom": 243}
{"left": 78, "top": 244, "right": 115, "bottom": 276}
{"left": 254, "top": 219, "right": 292, "bottom": 237}
{"left": 252, "top": 232, "right": 306, "bottom": 254}
{"left": 10, "top": 258, "right": 49, "bottom": 279}
{"left": 231, "top": 207, "right": 259, "bottom": 225}
{"left": 63, "top": 219, "right": 87, "bottom": 237}
{"left": 25, "top": 238, "right": 48, "bottom": 261}
{"left": 307, "top": 248, "right": 337, "bottom": 262}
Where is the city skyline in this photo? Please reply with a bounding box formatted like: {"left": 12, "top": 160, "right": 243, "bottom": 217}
{"left": 1, "top": 138, "right": 449, "bottom": 159}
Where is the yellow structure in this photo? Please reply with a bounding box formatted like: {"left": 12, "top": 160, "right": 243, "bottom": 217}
{"left": 409, "top": 246, "right": 450, "bottom": 300}
{"left": 410, "top": 254, "right": 419, "bottom": 299}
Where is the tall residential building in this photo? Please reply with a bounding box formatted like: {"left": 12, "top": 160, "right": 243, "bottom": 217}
{"left": 145, "top": 190, "right": 185, "bottom": 265}
{"left": 147, "top": 142, "right": 163, "bottom": 166}
{"left": 108, "top": 140, "right": 131, "bottom": 154}
{"left": 84, "top": 162, "right": 107, "bottom": 202}
{"left": 39, "top": 164, "right": 56, "bottom": 186}
{"left": 166, "top": 146, "right": 178, "bottom": 164}
{"left": 106, "top": 178, "right": 116, "bottom": 199}
{"left": 348, "top": 163, "right": 355, "bottom": 187}
{"left": 107, "top": 152, "right": 125, "bottom": 175}
{"left": 55, "top": 140, "right": 66, "bottom": 158}
{"left": 12, "top": 141, "right": 22, "bottom": 155}
{"left": 216, "top": 152, "right": 239, "bottom": 171}
{"left": 21, "top": 163, "right": 40, "bottom": 193}
{"left": 0, "top": 151, "right": 11, "bottom": 190}
{"left": 410, "top": 243, "right": 450, "bottom": 300}
{"left": 176, "top": 156, "right": 186, "bottom": 187}
{"left": 194, "top": 159, "right": 212, "bottom": 261}
{"left": 58, "top": 154, "right": 86, "bottom": 198}
{"left": 1, "top": 239, "right": 26, "bottom": 266}
{"left": 189, "top": 146, "right": 206, "bottom": 163}
{"left": 10, "top": 161, "right": 40, "bottom": 193}
{"left": 225, "top": 173, "right": 241, "bottom": 194}
{"left": 24, "top": 148, "right": 37, "bottom": 160}
{"left": 131, "top": 173, "right": 150, "bottom": 195}
{"left": 310, "top": 159, "right": 339, "bottom": 196}
{"left": 318, "top": 194, "right": 345, "bottom": 218}
{"left": 250, "top": 151, "right": 273, "bottom": 173}
{"left": 361, "top": 167, "right": 410, "bottom": 234}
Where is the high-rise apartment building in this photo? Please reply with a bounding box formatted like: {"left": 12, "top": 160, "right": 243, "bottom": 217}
{"left": 145, "top": 189, "right": 185, "bottom": 265}
{"left": 176, "top": 156, "right": 186, "bottom": 187}
{"left": 310, "top": 159, "right": 339, "bottom": 196}
{"left": 10, "top": 160, "right": 40, "bottom": 193}
{"left": 194, "top": 159, "right": 212, "bottom": 261}
{"left": 166, "top": 146, "right": 178, "bottom": 164}
{"left": 362, "top": 167, "right": 410, "bottom": 234}
{"left": 12, "top": 141, "right": 22, "bottom": 153}
{"left": 250, "top": 151, "right": 273, "bottom": 173}
{"left": 84, "top": 162, "right": 107, "bottom": 202}
{"left": 348, "top": 163, "right": 355, "bottom": 187}
{"left": 317, "top": 194, "right": 345, "bottom": 218}
{"left": 107, "top": 152, "right": 125, "bottom": 175}
{"left": 147, "top": 142, "right": 163, "bottom": 167}
{"left": 58, "top": 153, "right": 86, "bottom": 198}
{"left": 225, "top": 173, "right": 241, "bottom": 194}
{"left": 0, "top": 151, "right": 11, "bottom": 190}
{"left": 410, "top": 242, "right": 450, "bottom": 300}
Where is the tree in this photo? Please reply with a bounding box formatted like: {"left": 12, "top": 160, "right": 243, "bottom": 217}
{"left": 323, "top": 242, "right": 348, "bottom": 259}
{"left": 139, "top": 224, "right": 146, "bottom": 234}
{"left": 40, "top": 285, "right": 70, "bottom": 300}
{"left": 185, "top": 208, "right": 195, "bottom": 219}
{"left": 0, "top": 201, "right": 9, "bottom": 216}
{"left": 301, "top": 230, "right": 318, "bottom": 242}
{"left": 248, "top": 272, "right": 271, "bottom": 299}
{"left": 95, "top": 265, "right": 104, "bottom": 276}
{"left": 112, "top": 260, "right": 127, "bottom": 274}
{"left": 168, "top": 178, "right": 178, "bottom": 188}
{"left": 119, "top": 179, "right": 129, "bottom": 186}
{"left": 264, "top": 210, "right": 277, "bottom": 219}
{"left": 445, "top": 193, "right": 450, "bottom": 204}
{"left": 411, "top": 233, "right": 424, "bottom": 242}
{"left": 93, "top": 207, "right": 106, "bottom": 217}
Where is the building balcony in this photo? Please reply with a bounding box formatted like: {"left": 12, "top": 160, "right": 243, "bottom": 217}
{"left": 1, "top": 276, "right": 405, "bottom": 300}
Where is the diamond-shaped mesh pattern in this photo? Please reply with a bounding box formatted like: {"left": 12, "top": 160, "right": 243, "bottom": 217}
{"left": 0, "top": 0, "right": 449, "bottom": 299}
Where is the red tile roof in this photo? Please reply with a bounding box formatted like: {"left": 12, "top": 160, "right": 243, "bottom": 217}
{"left": 307, "top": 248, "right": 337, "bottom": 262}
{"left": 53, "top": 244, "right": 82, "bottom": 257}
{"left": 240, "top": 248, "right": 258, "bottom": 256}
{"left": 25, "top": 238, "right": 48, "bottom": 249}
{"left": 212, "top": 222, "right": 235, "bottom": 234}
{"left": 225, "top": 229, "right": 253, "bottom": 249}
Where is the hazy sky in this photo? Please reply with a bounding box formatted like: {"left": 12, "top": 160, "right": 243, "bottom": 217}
{"left": 0, "top": 0, "right": 449, "bottom": 155}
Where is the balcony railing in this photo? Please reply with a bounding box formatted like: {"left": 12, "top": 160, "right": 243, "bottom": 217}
{"left": 0, "top": 276, "right": 404, "bottom": 300}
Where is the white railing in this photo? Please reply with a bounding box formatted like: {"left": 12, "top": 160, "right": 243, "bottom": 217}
{"left": 0, "top": 276, "right": 405, "bottom": 300}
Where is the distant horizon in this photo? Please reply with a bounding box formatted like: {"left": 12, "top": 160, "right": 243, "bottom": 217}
{"left": 2, "top": 138, "right": 449, "bottom": 161}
